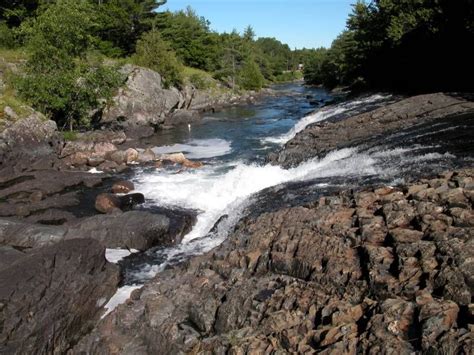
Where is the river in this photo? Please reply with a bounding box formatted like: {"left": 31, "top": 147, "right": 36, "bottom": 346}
{"left": 103, "top": 83, "right": 474, "bottom": 315}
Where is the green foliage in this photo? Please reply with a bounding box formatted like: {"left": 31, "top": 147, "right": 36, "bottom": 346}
{"left": 305, "top": 0, "right": 474, "bottom": 92}
{"left": 183, "top": 67, "right": 215, "bottom": 89}
{"left": 155, "top": 7, "right": 221, "bottom": 72}
{"left": 95, "top": 0, "right": 166, "bottom": 55}
{"left": 239, "top": 58, "right": 265, "bottom": 90}
{"left": 133, "top": 30, "right": 183, "bottom": 88}
{"left": 255, "top": 37, "right": 293, "bottom": 76}
{"left": 274, "top": 71, "right": 303, "bottom": 83}
{"left": 0, "top": 22, "right": 18, "bottom": 48}
{"left": 15, "top": 0, "right": 123, "bottom": 130}
{"left": 0, "top": 0, "right": 40, "bottom": 27}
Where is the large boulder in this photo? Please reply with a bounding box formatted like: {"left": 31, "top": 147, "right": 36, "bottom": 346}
{"left": 101, "top": 65, "right": 182, "bottom": 126}
{"left": 0, "top": 113, "right": 62, "bottom": 173}
{"left": 0, "top": 239, "right": 119, "bottom": 354}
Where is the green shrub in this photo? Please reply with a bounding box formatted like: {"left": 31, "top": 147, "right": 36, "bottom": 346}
{"left": 274, "top": 71, "right": 303, "bottom": 82}
{"left": 0, "top": 22, "right": 17, "bottom": 49}
{"left": 14, "top": 0, "right": 123, "bottom": 130}
{"left": 188, "top": 72, "right": 209, "bottom": 89}
{"left": 133, "top": 30, "right": 183, "bottom": 88}
{"left": 239, "top": 58, "right": 265, "bottom": 91}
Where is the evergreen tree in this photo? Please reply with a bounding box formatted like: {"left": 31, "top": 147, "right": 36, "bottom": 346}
{"left": 239, "top": 58, "right": 265, "bottom": 90}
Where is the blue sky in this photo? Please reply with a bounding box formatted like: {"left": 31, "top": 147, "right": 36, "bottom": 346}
{"left": 163, "top": 0, "right": 355, "bottom": 49}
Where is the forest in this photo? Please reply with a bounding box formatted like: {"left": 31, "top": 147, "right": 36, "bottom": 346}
{"left": 0, "top": 0, "right": 303, "bottom": 128}
{"left": 303, "top": 0, "right": 474, "bottom": 92}
{"left": 3, "top": 0, "right": 472, "bottom": 130}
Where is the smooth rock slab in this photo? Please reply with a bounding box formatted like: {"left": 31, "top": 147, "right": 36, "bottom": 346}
{"left": 0, "top": 239, "right": 119, "bottom": 354}
{"left": 0, "top": 211, "right": 173, "bottom": 250}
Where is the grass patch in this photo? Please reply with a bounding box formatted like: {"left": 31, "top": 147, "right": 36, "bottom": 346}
{"left": 0, "top": 48, "right": 35, "bottom": 131}
{"left": 182, "top": 66, "right": 216, "bottom": 90}
{"left": 62, "top": 130, "right": 79, "bottom": 141}
{"left": 0, "top": 88, "right": 34, "bottom": 131}
{"left": 0, "top": 48, "right": 28, "bottom": 64}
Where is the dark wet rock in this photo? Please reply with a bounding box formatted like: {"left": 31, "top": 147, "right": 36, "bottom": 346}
{"left": 74, "top": 169, "right": 474, "bottom": 354}
{"left": 112, "top": 180, "right": 135, "bottom": 194}
{"left": 119, "top": 193, "right": 145, "bottom": 209}
{"left": 271, "top": 93, "right": 474, "bottom": 168}
{"left": 0, "top": 239, "right": 119, "bottom": 354}
{"left": 95, "top": 191, "right": 145, "bottom": 214}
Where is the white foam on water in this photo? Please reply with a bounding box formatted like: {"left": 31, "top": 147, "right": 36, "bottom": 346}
{"left": 135, "top": 147, "right": 379, "bottom": 244}
{"left": 152, "top": 138, "right": 232, "bottom": 159}
{"left": 88, "top": 168, "right": 103, "bottom": 174}
{"left": 101, "top": 285, "right": 142, "bottom": 319}
{"left": 105, "top": 248, "right": 139, "bottom": 264}
{"left": 264, "top": 94, "right": 390, "bottom": 144}
{"left": 102, "top": 144, "right": 452, "bottom": 314}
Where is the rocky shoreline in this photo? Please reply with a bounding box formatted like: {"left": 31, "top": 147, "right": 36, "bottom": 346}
{"left": 268, "top": 93, "right": 474, "bottom": 168}
{"left": 74, "top": 168, "right": 473, "bottom": 354}
{"left": 1, "top": 90, "right": 473, "bottom": 353}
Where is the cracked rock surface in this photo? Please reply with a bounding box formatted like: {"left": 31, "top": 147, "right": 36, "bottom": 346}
{"left": 74, "top": 169, "right": 473, "bottom": 354}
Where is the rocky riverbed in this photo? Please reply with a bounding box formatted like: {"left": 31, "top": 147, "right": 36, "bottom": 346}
{"left": 74, "top": 168, "right": 473, "bottom": 354}
{"left": 0, "top": 88, "right": 473, "bottom": 354}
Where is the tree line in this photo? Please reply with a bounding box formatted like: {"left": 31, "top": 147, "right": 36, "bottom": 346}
{"left": 304, "top": 0, "right": 474, "bottom": 93}
{"left": 0, "top": 0, "right": 303, "bottom": 129}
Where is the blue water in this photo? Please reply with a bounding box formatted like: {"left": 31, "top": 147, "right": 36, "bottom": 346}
{"left": 140, "top": 83, "right": 333, "bottom": 163}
